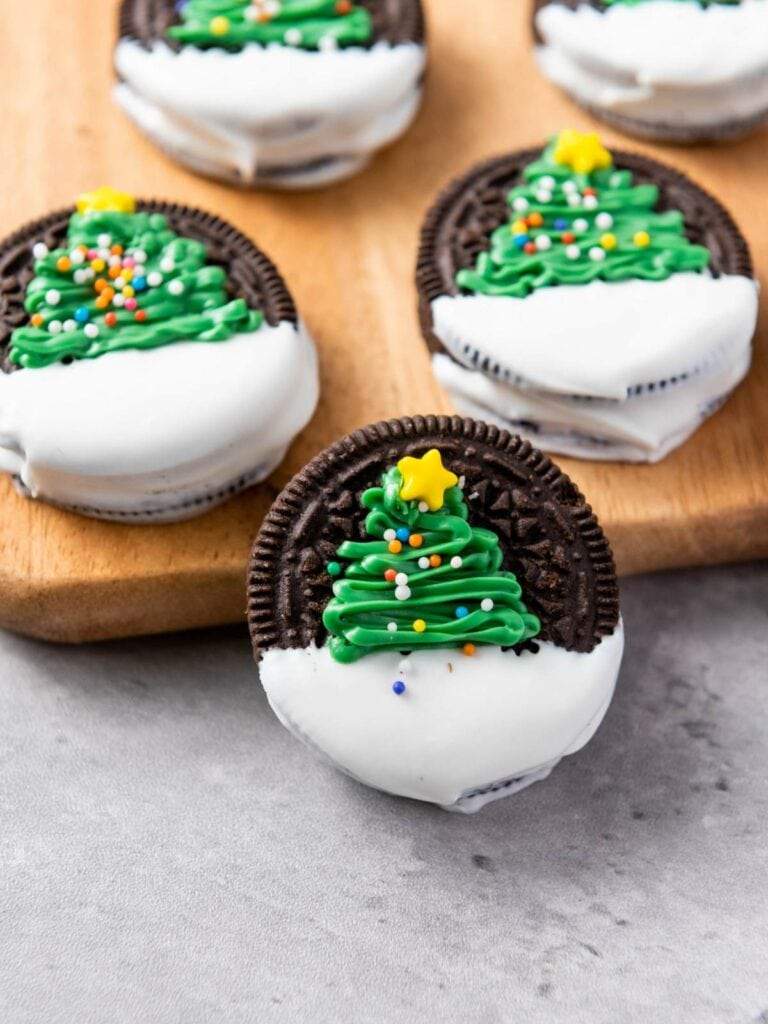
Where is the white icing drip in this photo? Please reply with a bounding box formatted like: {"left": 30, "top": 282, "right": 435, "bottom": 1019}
{"left": 430, "top": 275, "right": 759, "bottom": 400}
{"left": 259, "top": 624, "right": 625, "bottom": 810}
{"left": 0, "top": 320, "right": 318, "bottom": 519}
{"left": 535, "top": 0, "right": 768, "bottom": 130}
{"left": 114, "top": 39, "right": 425, "bottom": 186}
{"left": 432, "top": 342, "right": 752, "bottom": 463}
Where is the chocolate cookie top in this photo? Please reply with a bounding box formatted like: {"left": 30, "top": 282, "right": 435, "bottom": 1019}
{"left": 248, "top": 415, "right": 620, "bottom": 659}
{"left": 0, "top": 193, "right": 296, "bottom": 373}
{"left": 416, "top": 136, "right": 753, "bottom": 352}
{"left": 118, "top": 0, "right": 426, "bottom": 51}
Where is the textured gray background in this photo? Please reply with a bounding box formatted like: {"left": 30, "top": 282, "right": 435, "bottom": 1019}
{"left": 1, "top": 563, "right": 767, "bottom": 1024}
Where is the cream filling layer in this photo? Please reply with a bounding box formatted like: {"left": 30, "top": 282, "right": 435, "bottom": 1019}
{"left": 260, "top": 624, "right": 624, "bottom": 809}
{"left": 433, "top": 344, "right": 752, "bottom": 463}
{"left": 0, "top": 321, "right": 318, "bottom": 517}
{"left": 114, "top": 39, "right": 425, "bottom": 183}
{"left": 430, "top": 275, "right": 759, "bottom": 400}
{"left": 535, "top": 0, "right": 768, "bottom": 127}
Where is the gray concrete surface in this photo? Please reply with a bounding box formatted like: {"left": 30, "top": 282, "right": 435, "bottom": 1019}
{"left": 1, "top": 563, "right": 767, "bottom": 1024}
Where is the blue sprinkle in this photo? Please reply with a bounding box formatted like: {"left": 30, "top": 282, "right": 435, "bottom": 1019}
{"left": 396, "top": 527, "right": 410, "bottom": 542}
{"left": 554, "top": 218, "right": 568, "bottom": 231}
{"left": 513, "top": 234, "right": 529, "bottom": 249}
{"left": 74, "top": 306, "right": 90, "bottom": 324}
{"left": 392, "top": 680, "right": 406, "bottom": 696}
{"left": 132, "top": 276, "right": 147, "bottom": 292}
{"left": 455, "top": 606, "right": 469, "bottom": 619}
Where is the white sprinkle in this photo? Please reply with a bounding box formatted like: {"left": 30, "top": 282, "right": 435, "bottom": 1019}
{"left": 62, "top": 319, "right": 77, "bottom": 333}
{"left": 73, "top": 269, "right": 89, "bottom": 285}
{"left": 284, "top": 27, "right": 302, "bottom": 45}
{"left": 610, "top": 173, "right": 623, "bottom": 188}
{"left": 97, "top": 233, "right": 112, "bottom": 247}
{"left": 108, "top": 255, "right": 122, "bottom": 268}
{"left": 70, "top": 249, "right": 85, "bottom": 265}
{"left": 535, "top": 235, "right": 552, "bottom": 251}
{"left": 512, "top": 197, "right": 529, "bottom": 212}
{"left": 383, "top": 529, "right": 397, "bottom": 542}
{"left": 244, "top": 5, "right": 258, "bottom": 20}
{"left": 318, "top": 34, "right": 338, "bottom": 51}
{"left": 159, "top": 257, "right": 175, "bottom": 273}
{"left": 583, "top": 195, "right": 599, "bottom": 210}
{"left": 98, "top": 247, "right": 111, "bottom": 260}
{"left": 567, "top": 194, "right": 582, "bottom": 208}
{"left": 535, "top": 190, "right": 552, "bottom": 204}
{"left": 83, "top": 268, "right": 95, "bottom": 281}
{"left": 418, "top": 501, "right": 429, "bottom": 513}
{"left": 596, "top": 212, "right": 614, "bottom": 229}
{"left": 112, "top": 293, "right": 126, "bottom": 307}
{"left": 45, "top": 289, "right": 61, "bottom": 305}
{"left": 131, "top": 249, "right": 148, "bottom": 264}
{"left": 48, "top": 320, "right": 62, "bottom": 334}
{"left": 538, "top": 175, "right": 556, "bottom": 190}
{"left": 565, "top": 245, "right": 581, "bottom": 260}
{"left": 395, "top": 572, "right": 409, "bottom": 586}
{"left": 147, "top": 271, "right": 163, "bottom": 288}
{"left": 450, "top": 556, "right": 463, "bottom": 569}
{"left": 573, "top": 218, "right": 589, "bottom": 233}
{"left": 84, "top": 323, "right": 99, "bottom": 339}
{"left": 387, "top": 622, "right": 398, "bottom": 633}
{"left": 562, "top": 180, "right": 577, "bottom": 193}
{"left": 114, "top": 276, "right": 126, "bottom": 290}
{"left": 395, "top": 586, "right": 411, "bottom": 602}
{"left": 133, "top": 265, "right": 146, "bottom": 279}
{"left": 481, "top": 598, "right": 494, "bottom": 613}
{"left": 589, "top": 246, "right": 607, "bottom": 262}
{"left": 167, "top": 279, "right": 185, "bottom": 296}
{"left": 264, "top": 0, "right": 281, "bottom": 12}
{"left": 418, "top": 557, "right": 430, "bottom": 570}
{"left": 32, "top": 242, "right": 48, "bottom": 260}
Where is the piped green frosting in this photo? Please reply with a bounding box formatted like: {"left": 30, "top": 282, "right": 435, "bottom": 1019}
{"left": 11, "top": 206, "right": 263, "bottom": 370}
{"left": 168, "top": 0, "right": 373, "bottom": 50}
{"left": 323, "top": 458, "right": 541, "bottom": 665}
{"left": 456, "top": 132, "right": 711, "bottom": 299}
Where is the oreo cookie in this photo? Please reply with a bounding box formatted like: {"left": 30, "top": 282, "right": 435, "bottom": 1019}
{"left": 115, "top": 0, "right": 427, "bottom": 188}
{"left": 0, "top": 187, "right": 318, "bottom": 521}
{"left": 416, "top": 131, "right": 758, "bottom": 462}
{"left": 248, "top": 415, "right": 623, "bottom": 813}
{"left": 532, "top": 0, "right": 768, "bottom": 143}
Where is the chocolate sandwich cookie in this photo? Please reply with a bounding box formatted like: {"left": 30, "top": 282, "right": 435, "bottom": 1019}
{"left": 0, "top": 187, "right": 318, "bottom": 521}
{"left": 532, "top": 0, "right": 768, "bottom": 143}
{"left": 115, "top": 0, "right": 427, "bottom": 188}
{"left": 248, "top": 415, "right": 623, "bottom": 813}
{"left": 416, "top": 130, "right": 758, "bottom": 462}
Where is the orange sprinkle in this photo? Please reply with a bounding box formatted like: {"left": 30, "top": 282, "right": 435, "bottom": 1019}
{"left": 409, "top": 534, "right": 424, "bottom": 548}
{"left": 134, "top": 309, "right": 147, "bottom": 323}
{"left": 527, "top": 212, "right": 544, "bottom": 228}
{"left": 336, "top": 0, "right": 352, "bottom": 11}
{"left": 95, "top": 295, "right": 110, "bottom": 310}
{"left": 56, "top": 256, "right": 71, "bottom": 273}
{"left": 110, "top": 244, "right": 124, "bottom": 256}
{"left": 108, "top": 265, "right": 121, "bottom": 280}
{"left": 31, "top": 313, "right": 44, "bottom": 328}
{"left": 429, "top": 554, "right": 442, "bottom": 568}
{"left": 388, "top": 540, "right": 403, "bottom": 554}
{"left": 94, "top": 278, "right": 108, "bottom": 293}
{"left": 463, "top": 643, "right": 477, "bottom": 657}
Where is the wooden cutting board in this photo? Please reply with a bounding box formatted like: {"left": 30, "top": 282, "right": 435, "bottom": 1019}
{"left": 1, "top": 0, "right": 766, "bottom": 642}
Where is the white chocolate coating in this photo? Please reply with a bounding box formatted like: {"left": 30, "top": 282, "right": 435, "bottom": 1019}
{"left": 433, "top": 346, "right": 751, "bottom": 463}
{"left": 114, "top": 39, "right": 426, "bottom": 187}
{"left": 535, "top": 0, "right": 768, "bottom": 135}
{"left": 260, "top": 623, "right": 624, "bottom": 812}
{"left": 0, "top": 321, "right": 319, "bottom": 521}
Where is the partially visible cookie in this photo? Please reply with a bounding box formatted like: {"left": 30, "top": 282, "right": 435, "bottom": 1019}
{"left": 248, "top": 415, "right": 623, "bottom": 813}
{"left": 532, "top": 0, "right": 768, "bottom": 143}
{"left": 416, "top": 131, "right": 758, "bottom": 462}
{"left": 114, "top": 0, "right": 427, "bottom": 188}
{"left": 0, "top": 187, "right": 318, "bottom": 521}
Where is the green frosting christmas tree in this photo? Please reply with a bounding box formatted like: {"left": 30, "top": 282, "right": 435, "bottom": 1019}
{"left": 11, "top": 187, "right": 262, "bottom": 370}
{"left": 169, "top": 0, "right": 373, "bottom": 50}
{"left": 456, "top": 130, "right": 711, "bottom": 299}
{"left": 323, "top": 449, "right": 541, "bottom": 664}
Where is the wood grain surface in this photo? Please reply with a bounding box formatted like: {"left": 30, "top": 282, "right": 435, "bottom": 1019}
{"left": 0, "top": 0, "right": 766, "bottom": 642}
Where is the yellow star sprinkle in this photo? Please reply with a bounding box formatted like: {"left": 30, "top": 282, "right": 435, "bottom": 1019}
{"left": 552, "top": 130, "right": 612, "bottom": 176}
{"left": 397, "top": 449, "right": 458, "bottom": 512}
{"left": 76, "top": 187, "right": 136, "bottom": 215}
